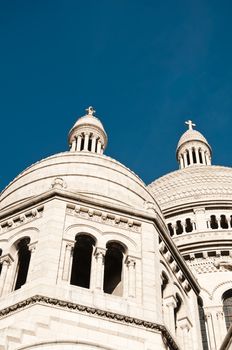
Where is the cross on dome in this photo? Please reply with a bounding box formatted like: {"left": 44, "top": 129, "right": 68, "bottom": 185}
{"left": 185, "top": 120, "right": 196, "bottom": 130}
{"left": 85, "top": 106, "right": 96, "bottom": 116}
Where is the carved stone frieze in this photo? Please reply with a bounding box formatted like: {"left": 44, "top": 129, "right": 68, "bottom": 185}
{"left": 0, "top": 207, "right": 44, "bottom": 234}
{"left": 0, "top": 294, "right": 179, "bottom": 350}
{"left": 66, "top": 204, "right": 141, "bottom": 232}
{"left": 187, "top": 255, "right": 232, "bottom": 274}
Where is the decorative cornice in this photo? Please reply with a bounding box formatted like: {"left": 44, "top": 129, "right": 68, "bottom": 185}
{"left": 0, "top": 207, "right": 43, "bottom": 234}
{"left": 66, "top": 204, "right": 142, "bottom": 232}
{"left": 0, "top": 295, "right": 179, "bottom": 350}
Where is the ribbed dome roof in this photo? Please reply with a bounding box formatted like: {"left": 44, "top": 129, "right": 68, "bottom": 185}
{"left": 72, "top": 115, "right": 105, "bottom": 131}
{"left": 148, "top": 165, "right": 232, "bottom": 210}
{"left": 0, "top": 152, "right": 160, "bottom": 213}
{"left": 177, "top": 129, "right": 210, "bottom": 150}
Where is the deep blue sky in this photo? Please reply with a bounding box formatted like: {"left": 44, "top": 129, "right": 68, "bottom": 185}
{"left": 1, "top": 0, "right": 232, "bottom": 191}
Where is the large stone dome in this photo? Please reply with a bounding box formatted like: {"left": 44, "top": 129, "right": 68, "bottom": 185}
{"left": 0, "top": 152, "right": 159, "bottom": 211}
{"left": 148, "top": 165, "right": 232, "bottom": 210}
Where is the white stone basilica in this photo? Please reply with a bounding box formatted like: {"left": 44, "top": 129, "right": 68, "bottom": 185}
{"left": 0, "top": 107, "right": 231, "bottom": 350}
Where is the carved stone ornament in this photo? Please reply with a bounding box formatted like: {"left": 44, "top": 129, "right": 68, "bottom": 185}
{"left": 66, "top": 204, "right": 141, "bottom": 232}
{"left": 51, "top": 177, "right": 67, "bottom": 189}
{"left": 0, "top": 295, "right": 179, "bottom": 350}
{"left": 214, "top": 260, "right": 232, "bottom": 271}
{"left": 0, "top": 207, "right": 43, "bottom": 233}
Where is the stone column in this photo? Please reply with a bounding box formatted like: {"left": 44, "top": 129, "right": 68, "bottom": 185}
{"left": 205, "top": 312, "right": 216, "bottom": 350}
{"left": 164, "top": 295, "right": 177, "bottom": 335}
{"left": 76, "top": 135, "right": 82, "bottom": 151}
{"left": 183, "top": 151, "right": 188, "bottom": 167}
{"left": 0, "top": 255, "right": 13, "bottom": 296}
{"left": 206, "top": 153, "right": 211, "bottom": 165}
{"left": 27, "top": 241, "right": 37, "bottom": 282}
{"left": 62, "top": 242, "right": 74, "bottom": 281}
{"left": 70, "top": 137, "right": 76, "bottom": 151}
{"left": 126, "top": 256, "right": 136, "bottom": 298}
{"left": 84, "top": 133, "right": 90, "bottom": 151}
{"left": 179, "top": 156, "right": 184, "bottom": 169}
{"left": 195, "top": 148, "right": 200, "bottom": 164}
{"left": 94, "top": 247, "right": 106, "bottom": 290}
{"left": 91, "top": 136, "right": 97, "bottom": 153}
{"left": 200, "top": 149, "right": 206, "bottom": 164}
{"left": 97, "top": 140, "right": 102, "bottom": 154}
{"left": 215, "top": 310, "right": 227, "bottom": 348}
{"left": 178, "top": 317, "right": 192, "bottom": 350}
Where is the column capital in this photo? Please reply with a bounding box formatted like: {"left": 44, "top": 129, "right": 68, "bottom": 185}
{"left": 0, "top": 254, "right": 14, "bottom": 266}
{"left": 164, "top": 295, "right": 177, "bottom": 308}
{"left": 65, "top": 241, "right": 75, "bottom": 249}
{"left": 178, "top": 316, "right": 192, "bottom": 331}
{"left": 125, "top": 256, "right": 136, "bottom": 267}
{"left": 28, "top": 241, "right": 38, "bottom": 253}
{"left": 94, "top": 247, "right": 106, "bottom": 258}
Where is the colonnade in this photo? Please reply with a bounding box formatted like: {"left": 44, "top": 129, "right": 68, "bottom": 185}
{"left": 70, "top": 132, "right": 103, "bottom": 154}
{"left": 179, "top": 147, "right": 211, "bottom": 169}
{"left": 62, "top": 241, "right": 136, "bottom": 298}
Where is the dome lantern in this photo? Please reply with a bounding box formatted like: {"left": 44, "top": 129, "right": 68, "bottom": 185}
{"left": 68, "top": 106, "right": 108, "bottom": 154}
{"left": 176, "top": 120, "right": 212, "bottom": 169}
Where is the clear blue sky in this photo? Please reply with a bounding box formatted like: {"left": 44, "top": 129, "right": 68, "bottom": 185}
{"left": 1, "top": 0, "right": 232, "bottom": 191}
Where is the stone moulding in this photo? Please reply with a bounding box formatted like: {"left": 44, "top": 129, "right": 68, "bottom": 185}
{"left": 0, "top": 294, "right": 179, "bottom": 350}
{"left": 66, "top": 204, "right": 142, "bottom": 232}
{"left": 0, "top": 206, "right": 44, "bottom": 234}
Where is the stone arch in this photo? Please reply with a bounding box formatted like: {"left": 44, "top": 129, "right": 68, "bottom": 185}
{"left": 18, "top": 340, "right": 118, "bottom": 350}
{"left": 211, "top": 280, "right": 232, "bottom": 302}
{"left": 64, "top": 224, "right": 102, "bottom": 246}
{"left": 102, "top": 231, "right": 137, "bottom": 256}
{"left": 7, "top": 227, "right": 39, "bottom": 255}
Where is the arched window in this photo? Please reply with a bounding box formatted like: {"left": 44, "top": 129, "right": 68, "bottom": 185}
{"left": 167, "top": 223, "right": 174, "bottom": 236}
{"left": 176, "top": 221, "right": 183, "bottom": 235}
{"left": 210, "top": 215, "right": 218, "bottom": 229}
{"left": 186, "top": 150, "right": 190, "bottom": 165}
{"left": 14, "top": 237, "right": 31, "bottom": 290}
{"left": 223, "top": 289, "right": 232, "bottom": 330}
{"left": 70, "top": 234, "right": 96, "bottom": 289}
{"left": 192, "top": 148, "right": 197, "bottom": 163}
{"left": 198, "top": 297, "right": 209, "bottom": 350}
{"left": 103, "top": 242, "right": 125, "bottom": 296}
{"left": 185, "top": 218, "right": 193, "bottom": 233}
{"left": 220, "top": 215, "right": 228, "bottom": 229}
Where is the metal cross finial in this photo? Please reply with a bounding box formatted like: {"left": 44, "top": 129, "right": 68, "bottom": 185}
{"left": 185, "top": 120, "right": 196, "bottom": 130}
{"left": 86, "top": 106, "right": 96, "bottom": 116}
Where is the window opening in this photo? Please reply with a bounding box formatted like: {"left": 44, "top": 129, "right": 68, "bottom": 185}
{"left": 185, "top": 218, "right": 193, "bottom": 233}
{"left": 199, "top": 150, "right": 203, "bottom": 163}
{"left": 168, "top": 223, "right": 174, "bottom": 236}
{"left": 14, "top": 238, "right": 31, "bottom": 290}
{"left": 103, "top": 242, "right": 124, "bottom": 296}
{"left": 176, "top": 221, "right": 183, "bottom": 235}
{"left": 186, "top": 150, "right": 190, "bottom": 165}
{"left": 223, "top": 290, "right": 232, "bottom": 330}
{"left": 192, "top": 149, "right": 197, "bottom": 163}
{"left": 70, "top": 234, "right": 95, "bottom": 289}
{"left": 210, "top": 215, "right": 218, "bottom": 229}
{"left": 221, "top": 215, "right": 228, "bottom": 229}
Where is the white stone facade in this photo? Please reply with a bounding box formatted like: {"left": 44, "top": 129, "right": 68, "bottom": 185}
{"left": 0, "top": 109, "right": 229, "bottom": 350}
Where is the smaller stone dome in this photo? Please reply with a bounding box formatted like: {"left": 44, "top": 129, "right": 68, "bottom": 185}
{"left": 176, "top": 129, "right": 210, "bottom": 151}
{"left": 176, "top": 121, "right": 212, "bottom": 169}
{"left": 68, "top": 107, "right": 108, "bottom": 154}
